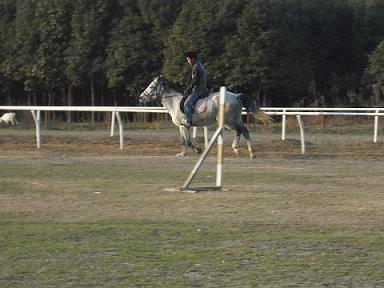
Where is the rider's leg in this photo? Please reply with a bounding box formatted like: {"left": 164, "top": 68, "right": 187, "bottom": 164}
{"left": 184, "top": 90, "right": 201, "bottom": 125}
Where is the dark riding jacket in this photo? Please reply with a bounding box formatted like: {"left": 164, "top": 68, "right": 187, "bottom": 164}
{"left": 185, "top": 61, "right": 207, "bottom": 97}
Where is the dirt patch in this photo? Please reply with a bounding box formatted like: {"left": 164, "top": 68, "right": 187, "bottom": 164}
{"left": 2, "top": 127, "right": 384, "bottom": 159}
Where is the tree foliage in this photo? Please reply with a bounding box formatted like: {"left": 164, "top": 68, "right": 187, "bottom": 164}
{"left": 366, "top": 40, "right": 384, "bottom": 86}
{"left": 106, "top": 0, "right": 159, "bottom": 104}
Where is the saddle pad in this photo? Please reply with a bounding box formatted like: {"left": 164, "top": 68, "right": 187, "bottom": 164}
{"left": 194, "top": 98, "right": 207, "bottom": 114}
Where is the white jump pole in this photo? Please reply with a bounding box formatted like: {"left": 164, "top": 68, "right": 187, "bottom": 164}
{"left": 181, "top": 86, "right": 226, "bottom": 192}
{"left": 31, "top": 110, "right": 41, "bottom": 149}
{"left": 216, "top": 86, "right": 225, "bottom": 187}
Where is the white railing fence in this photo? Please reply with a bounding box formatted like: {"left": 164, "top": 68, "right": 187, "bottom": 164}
{"left": 1, "top": 106, "right": 383, "bottom": 154}
{"left": 260, "top": 107, "right": 384, "bottom": 153}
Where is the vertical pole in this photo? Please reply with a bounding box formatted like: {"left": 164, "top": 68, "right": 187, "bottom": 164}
{"left": 204, "top": 126, "right": 209, "bottom": 148}
{"left": 181, "top": 87, "right": 226, "bottom": 191}
{"left": 115, "top": 112, "right": 124, "bottom": 150}
{"left": 374, "top": 109, "right": 379, "bottom": 143}
{"left": 181, "top": 128, "right": 222, "bottom": 190}
{"left": 296, "top": 115, "right": 306, "bottom": 154}
{"left": 282, "top": 109, "right": 287, "bottom": 141}
{"left": 192, "top": 127, "right": 197, "bottom": 138}
{"left": 31, "top": 110, "right": 41, "bottom": 149}
{"left": 110, "top": 111, "right": 116, "bottom": 137}
{"left": 216, "top": 87, "right": 226, "bottom": 187}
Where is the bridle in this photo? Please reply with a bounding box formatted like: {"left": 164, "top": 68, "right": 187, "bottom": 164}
{"left": 141, "top": 76, "right": 180, "bottom": 102}
{"left": 141, "top": 77, "right": 166, "bottom": 100}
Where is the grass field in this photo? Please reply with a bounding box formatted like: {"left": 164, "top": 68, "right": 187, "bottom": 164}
{"left": 1, "top": 125, "right": 384, "bottom": 287}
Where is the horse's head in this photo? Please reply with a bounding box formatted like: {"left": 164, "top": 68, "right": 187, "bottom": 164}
{"left": 139, "top": 76, "right": 166, "bottom": 105}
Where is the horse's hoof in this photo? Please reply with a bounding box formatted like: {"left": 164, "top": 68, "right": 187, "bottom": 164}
{"left": 191, "top": 146, "right": 202, "bottom": 154}
{"left": 249, "top": 154, "right": 255, "bottom": 159}
{"left": 176, "top": 152, "right": 186, "bottom": 157}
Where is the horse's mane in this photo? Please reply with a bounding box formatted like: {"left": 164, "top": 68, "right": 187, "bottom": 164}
{"left": 161, "top": 77, "right": 184, "bottom": 94}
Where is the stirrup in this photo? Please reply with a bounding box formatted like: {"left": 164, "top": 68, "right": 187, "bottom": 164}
{"left": 181, "top": 119, "right": 191, "bottom": 127}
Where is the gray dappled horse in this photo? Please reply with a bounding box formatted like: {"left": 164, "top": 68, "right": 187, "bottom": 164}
{"left": 139, "top": 76, "right": 255, "bottom": 159}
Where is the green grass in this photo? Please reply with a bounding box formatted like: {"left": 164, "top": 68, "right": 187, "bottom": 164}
{"left": 1, "top": 222, "right": 384, "bottom": 287}
{"left": 1, "top": 154, "right": 384, "bottom": 287}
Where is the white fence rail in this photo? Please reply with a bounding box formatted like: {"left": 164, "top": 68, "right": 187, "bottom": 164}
{"left": 0, "top": 106, "right": 383, "bottom": 154}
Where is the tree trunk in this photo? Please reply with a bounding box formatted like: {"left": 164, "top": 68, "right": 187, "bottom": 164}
{"left": 33, "top": 91, "right": 37, "bottom": 106}
{"left": 6, "top": 90, "right": 12, "bottom": 105}
{"left": 113, "top": 89, "right": 117, "bottom": 106}
{"left": 45, "top": 93, "right": 51, "bottom": 124}
{"left": 91, "top": 81, "right": 95, "bottom": 123}
{"left": 372, "top": 84, "right": 382, "bottom": 107}
{"left": 100, "top": 85, "right": 104, "bottom": 122}
{"left": 67, "top": 84, "right": 73, "bottom": 123}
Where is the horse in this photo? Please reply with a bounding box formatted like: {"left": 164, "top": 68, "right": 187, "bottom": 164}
{"left": 0, "top": 112, "right": 18, "bottom": 125}
{"left": 139, "top": 76, "right": 255, "bottom": 159}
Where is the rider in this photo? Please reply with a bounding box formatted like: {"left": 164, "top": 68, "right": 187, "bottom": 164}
{"left": 182, "top": 51, "right": 208, "bottom": 127}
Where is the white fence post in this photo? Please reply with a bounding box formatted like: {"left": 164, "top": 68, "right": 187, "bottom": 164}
{"left": 204, "top": 126, "right": 209, "bottom": 148}
{"left": 296, "top": 115, "right": 306, "bottom": 154}
{"left": 115, "top": 112, "right": 124, "bottom": 150}
{"left": 30, "top": 110, "right": 41, "bottom": 149}
{"left": 282, "top": 109, "right": 287, "bottom": 140}
{"left": 374, "top": 109, "right": 379, "bottom": 143}
{"left": 192, "top": 127, "right": 197, "bottom": 138}
{"left": 192, "top": 126, "right": 209, "bottom": 148}
{"left": 110, "top": 111, "right": 116, "bottom": 137}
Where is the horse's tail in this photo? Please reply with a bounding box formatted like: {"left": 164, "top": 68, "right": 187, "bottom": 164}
{"left": 237, "top": 93, "right": 259, "bottom": 112}
{"left": 237, "top": 93, "right": 272, "bottom": 125}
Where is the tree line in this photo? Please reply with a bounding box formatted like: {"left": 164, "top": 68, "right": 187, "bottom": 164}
{"left": 1, "top": 0, "right": 384, "bottom": 120}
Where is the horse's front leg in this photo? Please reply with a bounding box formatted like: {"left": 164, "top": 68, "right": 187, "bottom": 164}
{"left": 176, "top": 126, "right": 188, "bottom": 157}
{"left": 186, "top": 126, "right": 202, "bottom": 154}
{"left": 176, "top": 125, "right": 202, "bottom": 156}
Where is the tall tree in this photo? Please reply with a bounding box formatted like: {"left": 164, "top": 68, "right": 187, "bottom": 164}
{"left": 365, "top": 40, "right": 384, "bottom": 86}
{"left": 163, "top": 0, "right": 244, "bottom": 89}
{"left": 137, "top": 0, "right": 184, "bottom": 38}
{"left": 224, "top": 0, "right": 279, "bottom": 106}
{"left": 14, "top": 0, "right": 40, "bottom": 105}
{"left": 106, "top": 0, "right": 159, "bottom": 105}
{"left": 0, "top": 0, "right": 17, "bottom": 105}
{"left": 65, "top": 0, "right": 115, "bottom": 120}
{"left": 34, "top": 0, "right": 72, "bottom": 109}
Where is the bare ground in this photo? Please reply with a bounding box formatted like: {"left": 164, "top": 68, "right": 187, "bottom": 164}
{"left": 2, "top": 127, "right": 384, "bottom": 287}
{"left": 1, "top": 127, "right": 384, "bottom": 229}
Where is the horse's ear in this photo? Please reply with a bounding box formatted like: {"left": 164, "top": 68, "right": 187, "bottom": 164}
{"left": 158, "top": 75, "right": 166, "bottom": 84}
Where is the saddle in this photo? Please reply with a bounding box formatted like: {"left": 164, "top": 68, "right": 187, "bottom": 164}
{"left": 180, "top": 95, "right": 208, "bottom": 114}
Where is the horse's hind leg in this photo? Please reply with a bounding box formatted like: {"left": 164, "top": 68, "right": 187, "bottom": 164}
{"left": 240, "top": 124, "right": 255, "bottom": 159}
{"left": 227, "top": 126, "right": 241, "bottom": 156}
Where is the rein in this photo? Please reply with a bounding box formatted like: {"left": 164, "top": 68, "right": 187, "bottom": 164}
{"left": 141, "top": 81, "right": 165, "bottom": 99}
{"left": 145, "top": 78, "right": 181, "bottom": 100}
